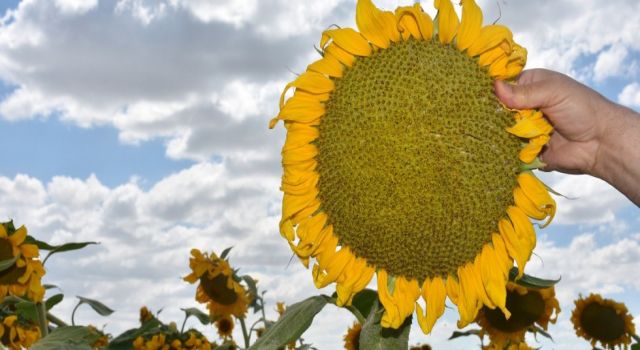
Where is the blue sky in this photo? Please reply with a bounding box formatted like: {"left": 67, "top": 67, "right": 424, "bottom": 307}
{"left": 0, "top": 0, "right": 639, "bottom": 349}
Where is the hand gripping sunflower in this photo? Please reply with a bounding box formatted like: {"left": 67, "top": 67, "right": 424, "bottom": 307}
{"left": 270, "top": 0, "right": 556, "bottom": 333}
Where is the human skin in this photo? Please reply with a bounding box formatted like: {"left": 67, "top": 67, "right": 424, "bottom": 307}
{"left": 494, "top": 68, "right": 640, "bottom": 206}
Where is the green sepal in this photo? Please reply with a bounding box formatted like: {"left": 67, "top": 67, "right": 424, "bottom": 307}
{"left": 16, "top": 300, "right": 39, "bottom": 323}
{"left": 529, "top": 325, "right": 553, "bottom": 341}
{"left": 509, "top": 267, "right": 560, "bottom": 288}
{"left": 520, "top": 157, "right": 546, "bottom": 171}
{"left": 248, "top": 295, "right": 329, "bottom": 350}
{"left": 219, "top": 246, "right": 233, "bottom": 260}
{"left": 359, "top": 298, "right": 411, "bottom": 350}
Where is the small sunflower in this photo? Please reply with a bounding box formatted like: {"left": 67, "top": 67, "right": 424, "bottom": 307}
{"left": 0, "top": 222, "right": 45, "bottom": 302}
{"left": 344, "top": 322, "right": 362, "bottom": 350}
{"left": 215, "top": 315, "right": 234, "bottom": 340}
{"left": 483, "top": 343, "right": 533, "bottom": 350}
{"left": 183, "top": 249, "right": 250, "bottom": 319}
{"left": 139, "top": 306, "right": 154, "bottom": 324}
{"left": 410, "top": 345, "right": 432, "bottom": 350}
{"left": 571, "top": 294, "right": 636, "bottom": 350}
{"left": 87, "top": 325, "right": 110, "bottom": 349}
{"left": 270, "top": 0, "right": 555, "bottom": 333}
{"left": 133, "top": 330, "right": 213, "bottom": 350}
{"left": 476, "top": 282, "right": 559, "bottom": 349}
{"left": 0, "top": 315, "right": 41, "bottom": 350}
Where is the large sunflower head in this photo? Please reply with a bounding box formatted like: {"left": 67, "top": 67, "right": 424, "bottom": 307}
{"left": 571, "top": 293, "right": 636, "bottom": 350}
{"left": 0, "top": 315, "right": 41, "bottom": 350}
{"left": 183, "top": 249, "right": 251, "bottom": 319}
{"left": 0, "top": 222, "right": 45, "bottom": 302}
{"left": 476, "top": 282, "right": 560, "bottom": 349}
{"left": 270, "top": 0, "right": 556, "bottom": 333}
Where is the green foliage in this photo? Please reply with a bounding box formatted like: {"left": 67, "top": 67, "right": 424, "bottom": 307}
{"left": 219, "top": 246, "right": 233, "bottom": 260}
{"left": 180, "top": 307, "right": 210, "bottom": 325}
{"left": 75, "top": 296, "right": 114, "bottom": 317}
{"left": 30, "top": 326, "right": 98, "bottom": 350}
{"left": 248, "top": 295, "right": 330, "bottom": 350}
{"left": 448, "top": 329, "right": 482, "bottom": 340}
{"left": 509, "top": 267, "right": 560, "bottom": 289}
{"left": 46, "top": 294, "right": 64, "bottom": 311}
{"left": 359, "top": 299, "right": 411, "bottom": 349}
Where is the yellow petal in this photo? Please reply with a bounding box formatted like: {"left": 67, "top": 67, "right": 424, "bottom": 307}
{"left": 324, "top": 43, "right": 356, "bottom": 67}
{"left": 275, "top": 96, "right": 325, "bottom": 125}
{"left": 499, "top": 218, "right": 528, "bottom": 278}
{"left": 479, "top": 244, "right": 510, "bottom": 318}
{"left": 320, "top": 28, "right": 372, "bottom": 57}
{"left": 8, "top": 226, "right": 27, "bottom": 246}
{"left": 456, "top": 0, "right": 483, "bottom": 52}
{"left": 517, "top": 172, "right": 556, "bottom": 227}
{"left": 506, "top": 110, "right": 553, "bottom": 138}
{"left": 356, "top": 0, "right": 400, "bottom": 49}
{"left": 377, "top": 270, "right": 401, "bottom": 327}
{"left": 514, "top": 186, "right": 547, "bottom": 220}
{"left": 478, "top": 45, "right": 508, "bottom": 67}
{"left": 466, "top": 25, "right": 513, "bottom": 57}
{"left": 519, "top": 134, "right": 550, "bottom": 163}
{"left": 307, "top": 55, "right": 344, "bottom": 78}
{"left": 416, "top": 277, "right": 446, "bottom": 334}
{"left": 395, "top": 4, "right": 434, "bottom": 41}
{"left": 434, "top": 0, "right": 459, "bottom": 44}
{"left": 456, "top": 264, "right": 480, "bottom": 327}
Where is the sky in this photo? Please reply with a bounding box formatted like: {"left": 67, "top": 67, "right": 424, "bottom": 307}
{"left": 0, "top": 0, "right": 639, "bottom": 349}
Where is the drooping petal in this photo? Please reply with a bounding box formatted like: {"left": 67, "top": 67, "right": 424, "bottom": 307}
{"left": 415, "top": 277, "right": 446, "bottom": 334}
{"left": 307, "top": 55, "right": 344, "bottom": 78}
{"left": 395, "top": 4, "right": 434, "bottom": 40}
{"left": 356, "top": 0, "right": 401, "bottom": 49}
{"left": 479, "top": 244, "right": 511, "bottom": 318}
{"left": 324, "top": 43, "right": 356, "bottom": 67}
{"left": 434, "top": 0, "right": 459, "bottom": 44}
{"left": 456, "top": 0, "right": 483, "bottom": 52}
{"left": 517, "top": 172, "right": 556, "bottom": 227}
{"left": 466, "top": 25, "right": 513, "bottom": 57}
{"left": 506, "top": 110, "right": 553, "bottom": 138}
{"left": 499, "top": 218, "right": 528, "bottom": 278}
{"left": 320, "top": 28, "right": 372, "bottom": 57}
{"left": 519, "top": 134, "right": 550, "bottom": 164}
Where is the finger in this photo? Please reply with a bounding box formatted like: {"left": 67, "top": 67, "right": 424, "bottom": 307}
{"left": 516, "top": 69, "right": 556, "bottom": 85}
{"left": 494, "top": 79, "right": 556, "bottom": 110}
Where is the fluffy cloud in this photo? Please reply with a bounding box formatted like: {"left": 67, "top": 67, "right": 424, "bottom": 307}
{"left": 619, "top": 82, "right": 640, "bottom": 108}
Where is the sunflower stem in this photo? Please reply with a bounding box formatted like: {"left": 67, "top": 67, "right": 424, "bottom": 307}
{"left": 46, "top": 312, "right": 68, "bottom": 327}
{"left": 36, "top": 302, "right": 49, "bottom": 337}
{"left": 70, "top": 302, "right": 81, "bottom": 326}
{"left": 239, "top": 317, "right": 250, "bottom": 348}
{"left": 180, "top": 316, "right": 187, "bottom": 334}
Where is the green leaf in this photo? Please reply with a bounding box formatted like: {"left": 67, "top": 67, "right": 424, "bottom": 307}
{"left": 76, "top": 296, "right": 114, "bottom": 316}
{"left": 632, "top": 334, "right": 640, "bottom": 343}
{"left": 631, "top": 344, "right": 640, "bottom": 350}
{"left": 43, "top": 242, "right": 98, "bottom": 264}
{"left": 30, "top": 326, "right": 96, "bottom": 350}
{"left": 448, "top": 329, "right": 482, "bottom": 340}
{"left": 220, "top": 246, "right": 233, "bottom": 260}
{"left": 46, "top": 294, "right": 64, "bottom": 311}
{"left": 16, "top": 300, "right": 39, "bottom": 323}
{"left": 181, "top": 307, "right": 210, "bottom": 325}
{"left": 359, "top": 299, "right": 411, "bottom": 350}
{"left": 107, "top": 319, "right": 163, "bottom": 350}
{"left": 248, "top": 295, "right": 329, "bottom": 350}
{"left": 44, "top": 284, "right": 60, "bottom": 290}
{"left": 350, "top": 289, "right": 378, "bottom": 320}
{"left": 509, "top": 267, "right": 560, "bottom": 289}
{"left": 0, "top": 254, "right": 19, "bottom": 273}
{"left": 25, "top": 236, "right": 57, "bottom": 250}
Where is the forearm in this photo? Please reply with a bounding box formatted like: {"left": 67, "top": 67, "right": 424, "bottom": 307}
{"left": 593, "top": 103, "right": 640, "bottom": 206}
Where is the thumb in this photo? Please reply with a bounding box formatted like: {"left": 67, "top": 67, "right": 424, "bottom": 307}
{"left": 494, "top": 80, "right": 554, "bottom": 110}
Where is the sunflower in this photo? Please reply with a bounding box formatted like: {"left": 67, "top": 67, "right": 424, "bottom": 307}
{"left": 571, "top": 294, "right": 636, "bottom": 350}
{"left": 0, "top": 315, "right": 41, "bottom": 350}
{"left": 476, "top": 282, "right": 559, "bottom": 349}
{"left": 269, "top": 0, "right": 555, "bottom": 333}
{"left": 215, "top": 315, "right": 234, "bottom": 340}
{"left": 133, "top": 330, "right": 213, "bottom": 350}
{"left": 139, "top": 306, "right": 154, "bottom": 324}
{"left": 344, "top": 322, "right": 362, "bottom": 350}
{"left": 0, "top": 222, "right": 46, "bottom": 302}
{"left": 183, "top": 249, "right": 250, "bottom": 319}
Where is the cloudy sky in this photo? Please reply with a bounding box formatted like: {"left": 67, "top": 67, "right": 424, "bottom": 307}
{"left": 0, "top": 0, "right": 639, "bottom": 348}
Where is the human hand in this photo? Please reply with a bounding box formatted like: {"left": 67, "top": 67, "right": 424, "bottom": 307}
{"left": 495, "top": 68, "right": 640, "bottom": 206}
{"left": 495, "top": 68, "right": 613, "bottom": 176}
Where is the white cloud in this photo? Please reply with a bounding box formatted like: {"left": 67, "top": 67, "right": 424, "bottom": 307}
{"left": 594, "top": 44, "right": 629, "bottom": 82}
{"left": 54, "top": 0, "right": 97, "bottom": 15}
{"left": 619, "top": 82, "right": 640, "bottom": 108}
